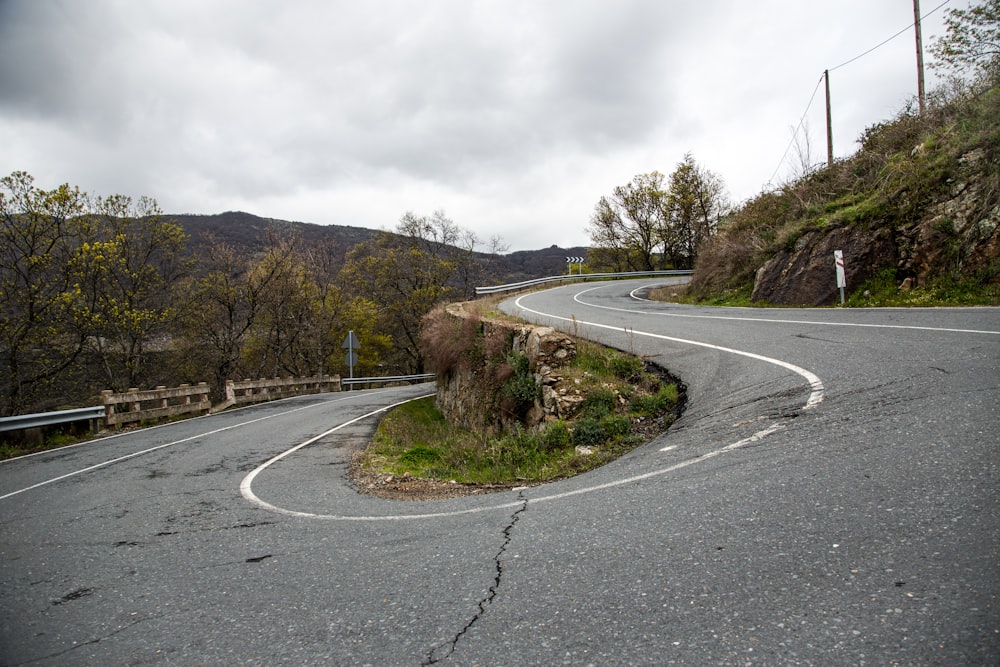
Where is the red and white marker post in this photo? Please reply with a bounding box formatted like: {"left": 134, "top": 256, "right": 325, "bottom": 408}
{"left": 834, "top": 250, "right": 846, "bottom": 304}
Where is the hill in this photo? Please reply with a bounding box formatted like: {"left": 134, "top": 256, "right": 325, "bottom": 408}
{"left": 167, "top": 211, "right": 588, "bottom": 286}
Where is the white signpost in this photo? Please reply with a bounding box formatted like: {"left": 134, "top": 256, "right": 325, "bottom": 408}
{"left": 834, "top": 250, "right": 846, "bottom": 304}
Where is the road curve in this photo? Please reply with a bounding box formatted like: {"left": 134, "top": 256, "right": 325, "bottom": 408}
{"left": 0, "top": 279, "right": 997, "bottom": 665}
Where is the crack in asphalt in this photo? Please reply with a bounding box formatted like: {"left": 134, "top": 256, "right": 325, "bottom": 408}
{"left": 7, "top": 614, "right": 161, "bottom": 666}
{"left": 423, "top": 492, "right": 528, "bottom": 665}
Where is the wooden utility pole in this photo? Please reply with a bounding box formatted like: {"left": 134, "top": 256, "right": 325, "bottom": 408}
{"left": 825, "top": 69, "right": 833, "bottom": 167}
{"left": 914, "top": 0, "right": 926, "bottom": 114}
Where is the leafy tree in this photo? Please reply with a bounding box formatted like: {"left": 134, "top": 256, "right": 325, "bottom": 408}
{"left": 663, "top": 154, "right": 729, "bottom": 269}
{"left": 341, "top": 210, "right": 482, "bottom": 374}
{"left": 65, "top": 195, "right": 187, "bottom": 391}
{"left": 930, "top": 0, "right": 1000, "bottom": 86}
{"left": 173, "top": 235, "right": 292, "bottom": 395}
{"left": 588, "top": 162, "right": 728, "bottom": 271}
{"left": 587, "top": 172, "right": 667, "bottom": 272}
{"left": 296, "top": 239, "right": 391, "bottom": 379}
{"left": 0, "top": 171, "right": 88, "bottom": 414}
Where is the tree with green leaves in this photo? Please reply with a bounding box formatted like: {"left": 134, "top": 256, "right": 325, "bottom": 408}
{"left": 0, "top": 171, "right": 89, "bottom": 414}
{"left": 341, "top": 210, "right": 482, "bottom": 374}
{"left": 587, "top": 172, "right": 667, "bottom": 272}
{"left": 930, "top": 0, "right": 1000, "bottom": 86}
{"left": 662, "top": 154, "right": 730, "bottom": 269}
{"left": 65, "top": 195, "right": 188, "bottom": 391}
{"left": 588, "top": 160, "right": 728, "bottom": 272}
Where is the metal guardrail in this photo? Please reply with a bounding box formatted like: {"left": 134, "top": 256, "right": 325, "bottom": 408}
{"left": 474, "top": 270, "right": 693, "bottom": 296}
{"left": 0, "top": 406, "right": 107, "bottom": 433}
{"left": 341, "top": 374, "right": 436, "bottom": 388}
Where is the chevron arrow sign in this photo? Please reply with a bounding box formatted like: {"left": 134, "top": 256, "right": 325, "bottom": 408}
{"left": 565, "top": 256, "right": 584, "bottom": 263}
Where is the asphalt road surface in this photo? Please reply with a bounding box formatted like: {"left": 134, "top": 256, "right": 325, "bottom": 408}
{"left": 1, "top": 278, "right": 997, "bottom": 666}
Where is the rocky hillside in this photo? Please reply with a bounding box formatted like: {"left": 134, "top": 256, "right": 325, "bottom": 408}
{"left": 688, "top": 86, "right": 999, "bottom": 306}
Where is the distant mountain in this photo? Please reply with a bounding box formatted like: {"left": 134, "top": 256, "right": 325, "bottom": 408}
{"left": 166, "top": 211, "right": 589, "bottom": 285}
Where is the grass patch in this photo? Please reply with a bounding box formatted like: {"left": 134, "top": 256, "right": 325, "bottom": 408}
{"left": 357, "top": 341, "right": 684, "bottom": 488}
{"left": 0, "top": 429, "right": 96, "bottom": 460}
{"left": 847, "top": 267, "right": 1000, "bottom": 306}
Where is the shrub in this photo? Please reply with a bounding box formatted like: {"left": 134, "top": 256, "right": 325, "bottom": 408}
{"left": 572, "top": 418, "right": 605, "bottom": 448}
{"left": 399, "top": 445, "right": 441, "bottom": 466}
{"left": 600, "top": 414, "right": 631, "bottom": 439}
{"left": 608, "top": 353, "right": 643, "bottom": 380}
{"left": 538, "top": 420, "right": 571, "bottom": 452}
{"left": 500, "top": 352, "right": 538, "bottom": 421}
{"left": 580, "top": 387, "right": 617, "bottom": 419}
{"left": 419, "top": 305, "right": 481, "bottom": 374}
{"left": 630, "top": 384, "right": 679, "bottom": 416}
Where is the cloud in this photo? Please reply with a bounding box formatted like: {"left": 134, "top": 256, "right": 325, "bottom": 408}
{"left": 0, "top": 0, "right": 969, "bottom": 250}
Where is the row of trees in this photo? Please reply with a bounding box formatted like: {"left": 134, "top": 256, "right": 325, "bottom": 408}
{"left": 0, "top": 171, "right": 499, "bottom": 416}
{"left": 587, "top": 154, "right": 729, "bottom": 271}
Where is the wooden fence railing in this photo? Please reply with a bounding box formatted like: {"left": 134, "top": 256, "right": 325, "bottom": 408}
{"left": 101, "top": 383, "right": 212, "bottom": 427}
{"left": 217, "top": 375, "right": 341, "bottom": 411}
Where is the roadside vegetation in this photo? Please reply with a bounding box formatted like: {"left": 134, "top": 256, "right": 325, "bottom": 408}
{"left": 681, "top": 2, "right": 999, "bottom": 307}
{"left": 353, "top": 340, "right": 683, "bottom": 492}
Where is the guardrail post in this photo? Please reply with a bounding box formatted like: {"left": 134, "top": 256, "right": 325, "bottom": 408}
{"left": 101, "top": 390, "right": 116, "bottom": 429}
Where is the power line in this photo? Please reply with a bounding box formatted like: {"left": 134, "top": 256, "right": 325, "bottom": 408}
{"left": 830, "top": 0, "right": 950, "bottom": 72}
{"left": 767, "top": 74, "right": 825, "bottom": 186}
{"left": 768, "top": 0, "right": 953, "bottom": 187}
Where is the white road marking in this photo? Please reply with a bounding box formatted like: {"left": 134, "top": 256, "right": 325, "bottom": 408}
{"left": 625, "top": 284, "right": 1000, "bottom": 335}
{"left": 238, "top": 411, "right": 791, "bottom": 521}
{"left": 0, "top": 391, "right": 396, "bottom": 501}
{"left": 240, "top": 292, "right": 823, "bottom": 521}
{"left": 239, "top": 394, "right": 436, "bottom": 515}
{"left": 520, "top": 288, "right": 825, "bottom": 411}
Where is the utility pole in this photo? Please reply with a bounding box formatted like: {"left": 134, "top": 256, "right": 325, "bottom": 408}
{"left": 913, "top": 0, "right": 926, "bottom": 114}
{"left": 824, "top": 69, "right": 833, "bottom": 167}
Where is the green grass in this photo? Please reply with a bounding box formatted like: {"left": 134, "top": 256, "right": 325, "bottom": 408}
{"left": 0, "top": 430, "right": 95, "bottom": 460}
{"left": 358, "top": 342, "right": 683, "bottom": 487}
{"left": 845, "top": 267, "right": 999, "bottom": 307}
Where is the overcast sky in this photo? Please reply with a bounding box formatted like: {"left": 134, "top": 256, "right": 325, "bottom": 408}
{"left": 0, "top": 0, "right": 970, "bottom": 251}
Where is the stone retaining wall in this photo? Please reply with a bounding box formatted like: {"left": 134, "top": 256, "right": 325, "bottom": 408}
{"left": 434, "top": 302, "right": 579, "bottom": 432}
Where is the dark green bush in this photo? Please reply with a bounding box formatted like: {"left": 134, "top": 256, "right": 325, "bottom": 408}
{"left": 580, "top": 387, "right": 617, "bottom": 419}
{"left": 572, "top": 418, "right": 605, "bottom": 448}
{"left": 538, "top": 420, "right": 571, "bottom": 452}
{"left": 608, "top": 354, "right": 643, "bottom": 380}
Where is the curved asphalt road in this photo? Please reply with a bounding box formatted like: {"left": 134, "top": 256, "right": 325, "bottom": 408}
{"left": 0, "top": 279, "right": 997, "bottom": 665}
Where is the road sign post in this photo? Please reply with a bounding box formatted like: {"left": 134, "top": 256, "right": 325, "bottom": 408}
{"left": 341, "top": 330, "right": 360, "bottom": 385}
{"left": 566, "top": 256, "right": 584, "bottom": 275}
{"left": 834, "top": 250, "right": 846, "bottom": 304}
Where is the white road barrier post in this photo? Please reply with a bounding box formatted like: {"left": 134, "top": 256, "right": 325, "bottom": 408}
{"left": 834, "top": 250, "right": 846, "bottom": 304}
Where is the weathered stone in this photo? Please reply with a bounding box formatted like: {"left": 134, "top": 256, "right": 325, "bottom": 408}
{"left": 434, "top": 304, "right": 579, "bottom": 432}
{"left": 751, "top": 226, "right": 897, "bottom": 305}
{"left": 526, "top": 327, "right": 576, "bottom": 369}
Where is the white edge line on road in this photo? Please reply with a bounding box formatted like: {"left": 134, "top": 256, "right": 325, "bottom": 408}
{"left": 0, "top": 390, "right": 397, "bottom": 502}
{"left": 536, "top": 288, "right": 825, "bottom": 410}
{"left": 242, "top": 292, "right": 819, "bottom": 521}
{"left": 625, "top": 284, "right": 1000, "bottom": 335}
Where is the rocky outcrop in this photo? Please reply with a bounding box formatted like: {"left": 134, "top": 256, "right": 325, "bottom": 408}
{"left": 751, "top": 226, "right": 897, "bottom": 306}
{"left": 751, "top": 147, "right": 998, "bottom": 306}
{"left": 900, "top": 148, "right": 999, "bottom": 283}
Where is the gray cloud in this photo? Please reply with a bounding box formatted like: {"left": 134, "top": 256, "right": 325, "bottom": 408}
{"left": 0, "top": 0, "right": 968, "bottom": 250}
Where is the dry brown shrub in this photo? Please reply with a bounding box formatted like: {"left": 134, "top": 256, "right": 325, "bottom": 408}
{"left": 418, "top": 305, "right": 481, "bottom": 374}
